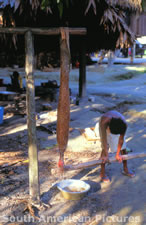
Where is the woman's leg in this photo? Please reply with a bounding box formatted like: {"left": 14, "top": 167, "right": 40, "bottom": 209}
{"left": 121, "top": 149, "right": 135, "bottom": 177}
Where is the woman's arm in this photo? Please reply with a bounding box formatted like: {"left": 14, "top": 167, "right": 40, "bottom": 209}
{"left": 116, "top": 134, "right": 125, "bottom": 162}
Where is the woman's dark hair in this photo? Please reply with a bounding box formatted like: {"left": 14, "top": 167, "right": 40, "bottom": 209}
{"left": 109, "top": 118, "right": 127, "bottom": 135}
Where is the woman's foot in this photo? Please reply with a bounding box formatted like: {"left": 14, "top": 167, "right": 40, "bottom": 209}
{"left": 100, "top": 174, "right": 110, "bottom": 182}
{"left": 122, "top": 170, "right": 135, "bottom": 178}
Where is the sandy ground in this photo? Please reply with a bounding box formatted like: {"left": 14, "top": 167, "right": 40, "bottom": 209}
{"left": 0, "top": 64, "right": 146, "bottom": 225}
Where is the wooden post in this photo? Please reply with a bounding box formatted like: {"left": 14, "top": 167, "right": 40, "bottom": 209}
{"left": 57, "top": 28, "right": 70, "bottom": 161}
{"left": 79, "top": 37, "right": 86, "bottom": 98}
{"left": 130, "top": 46, "right": 134, "bottom": 64}
{"left": 25, "top": 30, "right": 40, "bottom": 203}
{"left": 130, "top": 43, "right": 136, "bottom": 64}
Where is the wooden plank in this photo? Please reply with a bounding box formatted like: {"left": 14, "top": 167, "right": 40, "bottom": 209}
{"left": 56, "top": 27, "right": 70, "bottom": 164}
{"left": 0, "top": 27, "right": 86, "bottom": 35}
{"left": 65, "top": 152, "right": 146, "bottom": 170}
{"left": 0, "top": 27, "right": 60, "bottom": 35}
{"left": 0, "top": 27, "right": 57, "bottom": 34}
{"left": 67, "top": 27, "right": 87, "bottom": 35}
{"left": 0, "top": 27, "right": 28, "bottom": 34}
{"left": 32, "top": 28, "right": 60, "bottom": 35}
{"left": 52, "top": 152, "right": 146, "bottom": 173}
{"left": 25, "top": 30, "right": 40, "bottom": 203}
{"left": 33, "top": 27, "right": 86, "bottom": 35}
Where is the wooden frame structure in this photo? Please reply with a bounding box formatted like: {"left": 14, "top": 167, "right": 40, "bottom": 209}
{"left": 0, "top": 27, "right": 87, "bottom": 203}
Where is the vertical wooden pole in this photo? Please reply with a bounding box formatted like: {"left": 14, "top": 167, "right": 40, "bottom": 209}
{"left": 25, "top": 30, "right": 40, "bottom": 203}
{"left": 57, "top": 27, "right": 70, "bottom": 162}
{"left": 130, "top": 43, "right": 135, "bottom": 64}
{"left": 130, "top": 45, "right": 134, "bottom": 64}
{"left": 79, "top": 37, "right": 86, "bottom": 98}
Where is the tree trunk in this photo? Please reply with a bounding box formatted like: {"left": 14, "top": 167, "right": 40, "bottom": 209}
{"left": 57, "top": 28, "right": 70, "bottom": 160}
{"left": 25, "top": 31, "right": 40, "bottom": 203}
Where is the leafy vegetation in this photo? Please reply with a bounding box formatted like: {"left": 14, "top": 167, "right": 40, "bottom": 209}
{"left": 41, "top": 0, "right": 70, "bottom": 17}
{"left": 142, "top": 0, "right": 146, "bottom": 12}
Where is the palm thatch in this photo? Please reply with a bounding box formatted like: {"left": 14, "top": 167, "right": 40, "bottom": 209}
{"left": 100, "top": 6, "right": 135, "bottom": 48}
{"left": 106, "top": 0, "right": 142, "bottom": 11}
{"left": 0, "top": 0, "right": 142, "bottom": 12}
{"left": 0, "top": 0, "right": 142, "bottom": 52}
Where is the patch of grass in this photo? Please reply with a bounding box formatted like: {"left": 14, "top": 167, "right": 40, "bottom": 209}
{"left": 113, "top": 72, "right": 134, "bottom": 81}
{"left": 113, "top": 68, "right": 146, "bottom": 81}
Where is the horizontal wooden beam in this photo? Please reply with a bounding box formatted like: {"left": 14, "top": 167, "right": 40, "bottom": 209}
{"left": 66, "top": 28, "right": 87, "bottom": 35}
{"left": 0, "top": 27, "right": 86, "bottom": 35}
{"left": 51, "top": 152, "right": 146, "bottom": 173}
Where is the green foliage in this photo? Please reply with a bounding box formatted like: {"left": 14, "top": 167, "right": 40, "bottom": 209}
{"left": 141, "top": 0, "right": 146, "bottom": 12}
{"left": 41, "top": 0, "right": 70, "bottom": 17}
{"left": 41, "top": 0, "right": 52, "bottom": 11}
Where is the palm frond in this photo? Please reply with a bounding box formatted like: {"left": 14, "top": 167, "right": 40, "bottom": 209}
{"left": 106, "top": 0, "right": 142, "bottom": 11}
{"left": 85, "top": 0, "right": 98, "bottom": 15}
{"left": 101, "top": 6, "right": 135, "bottom": 47}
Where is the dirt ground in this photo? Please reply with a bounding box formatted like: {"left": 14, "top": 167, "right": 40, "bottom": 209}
{"left": 0, "top": 64, "right": 146, "bottom": 225}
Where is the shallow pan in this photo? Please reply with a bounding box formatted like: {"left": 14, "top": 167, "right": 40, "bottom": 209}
{"left": 57, "top": 179, "right": 90, "bottom": 200}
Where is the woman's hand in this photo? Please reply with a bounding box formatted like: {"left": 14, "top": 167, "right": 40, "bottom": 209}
{"left": 116, "top": 154, "right": 123, "bottom": 163}
{"left": 100, "top": 151, "right": 109, "bottom": 163}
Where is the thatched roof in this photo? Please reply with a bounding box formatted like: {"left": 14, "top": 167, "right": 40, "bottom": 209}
{"left": 107, "top": 0, "right": 141, "bottom": 10}
{"left": 0, "top": 0, "right": 142, "bottom": 12}
{"left": 0, "top": 0, "right": 142, "bottom": 52}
